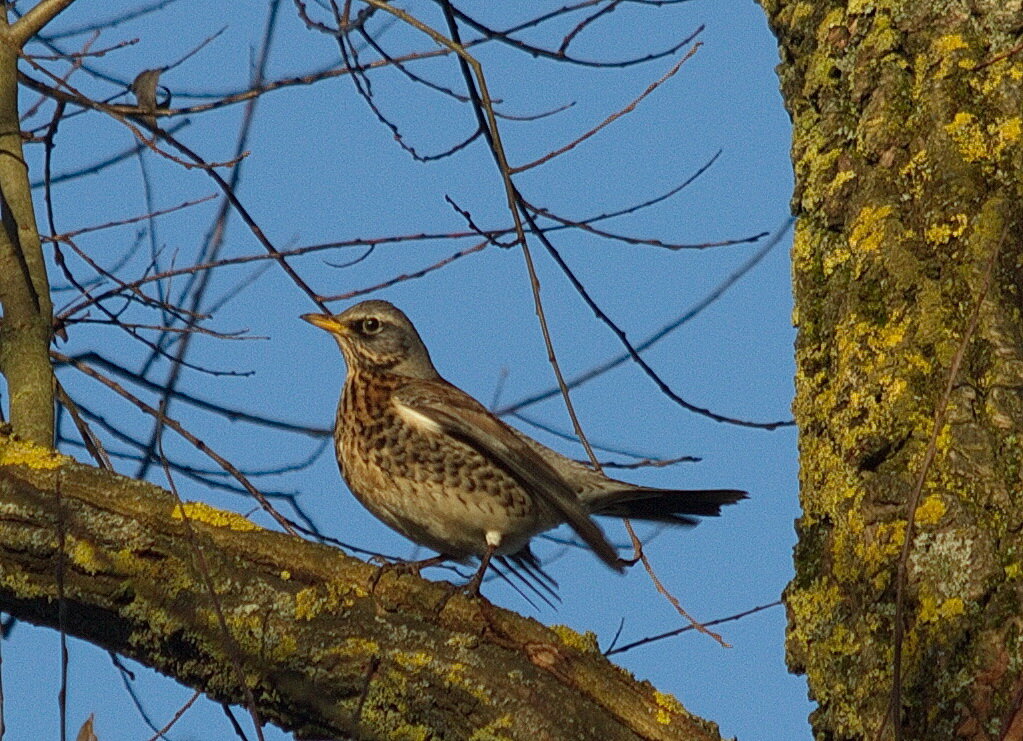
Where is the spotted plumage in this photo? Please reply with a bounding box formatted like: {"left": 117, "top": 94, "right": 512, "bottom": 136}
{"left": 302, "top": 300, "right": 746, "bottom": 597}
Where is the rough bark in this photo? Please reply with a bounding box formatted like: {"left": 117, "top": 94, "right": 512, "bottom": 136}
{"left": 760, "top": 0, "right": 1023, "bottom": 738}
{"left": 0, "top": 433, "right": 723, "bottom": 741}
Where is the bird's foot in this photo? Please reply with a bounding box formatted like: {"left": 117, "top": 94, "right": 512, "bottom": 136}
{"left": 617, "top": 554, "right": 641, "bottom": 568}
{"left": 370, "top": 553, "right": 450, "bottom": 579}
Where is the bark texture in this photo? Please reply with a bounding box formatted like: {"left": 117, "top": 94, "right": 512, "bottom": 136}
{"left": 0, "top": 433, "right": 723, "bottom": 741}
{"left": 760, "top": 0, "right": 1023, "bottom": 738}
{"left": 0, "top": 13, "right": 55, "bottom": 446}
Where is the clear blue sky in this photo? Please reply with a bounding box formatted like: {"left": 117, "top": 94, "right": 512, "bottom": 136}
{"left": 5, "top": 1, "right": 812, "bottom": 738}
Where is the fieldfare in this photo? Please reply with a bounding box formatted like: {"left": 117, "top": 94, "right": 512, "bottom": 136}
{"left": 302, "top": 300, "right": 746, "bottom": 597}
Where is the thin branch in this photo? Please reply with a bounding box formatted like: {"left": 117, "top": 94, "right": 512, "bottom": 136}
{"left": 605, "top": 600, "right": 781, "bottom": 656}
{"left": 54, "top": 351, "right": 329, "bottom": 437}
{"left": 441, "top": 2, "right": 703, "bottom": 69}
{"left": 524, "top": 197, "right": 767, "bottom": 251}
{"left": 17, "top": 68, "right": 245, "bottom": 171}
{"left": 320, "top": 240, "right": 488, "bottom": 302}
{"left": 45, "top": 195, "right": 217, "bottom": 241}
{"left": 623, "top": 518, "right": 730, "bottom": 647}
{"left": 509, "top": 409, "right": 700, "bottom": 463}
{"left": 144, "top": 691, "right": 200, "bottom": 741}
{"left": 30, "top": 120, "right": 190, "bottom": 188}
{"left": 110, "top": 654, "right": 170, "bottom": 739}
{"left": 433, "top": 0, "right": 607, "bottom": 472}
{"left": 22, "top": 37, "right": 138, "bottom": 61}
{"left": 512, "top": 44, "right": 699, "bottom": 173}
{"left": 54, "top": 378, "right": 111, "bottom": 469}
{"left": 558, "top": 0, "right": 623, "bottom": 54}
{"left": 40, "top": 0, "right": 181, "bottom": 39}
{"left": 496, "top": 217, "right": 794, "bottom": 415}
{"left": 526, "top": 215, "right": 792, "bottom": 429}
{"left": 54, "top": 351, "right": 298, "bottom": 535}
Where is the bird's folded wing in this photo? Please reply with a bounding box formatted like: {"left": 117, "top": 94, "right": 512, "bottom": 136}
{"left": 392, "top": 382, "right": 622, "bottom": 571}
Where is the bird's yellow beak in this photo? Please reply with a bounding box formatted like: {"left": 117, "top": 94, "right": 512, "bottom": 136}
{"left": 300, "top": 313, "right": 345, "bottom": 334}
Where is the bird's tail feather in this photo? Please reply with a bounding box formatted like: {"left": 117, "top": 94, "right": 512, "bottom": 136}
{"left": 593, "top": 488, "right": 747, "bottom": 525}
{"left": 495, "top": 547, "right": 560, "bottom": 609}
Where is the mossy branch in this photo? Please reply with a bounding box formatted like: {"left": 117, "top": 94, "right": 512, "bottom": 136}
{"left": 0, "top": 434, "right": 722, "bottom": 741}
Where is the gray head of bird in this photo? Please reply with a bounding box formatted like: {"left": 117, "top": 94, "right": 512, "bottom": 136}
{"left": 301, "top": 300, "right": 439, "bottom": 379}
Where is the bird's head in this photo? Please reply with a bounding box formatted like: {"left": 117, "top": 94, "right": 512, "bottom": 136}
{"left": 301, "top": 300, "right": 439, "bottom": 379}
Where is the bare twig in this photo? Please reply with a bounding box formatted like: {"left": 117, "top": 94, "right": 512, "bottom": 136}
{"left": 496, "top": 217, "right": 794, "bottom": 416}
{"left": 512, "top": 44, "right": 700, "bottom": 173}
{"left": 526, "top": 214, "right": 791, "bottom": 429}
{"left": 623, "top": 518, "right": 730, "bottom": 647}
{"left": 45, "top": 195, "right": 217, "bottom": 242}
{"left": 55, "top": 351, "right": 298, "bottom": 534}
{"left": 55, "top": 351, "right": 329, "bottom": 437}
{"left": 605, "top": 600, "right": 781, "bottom": 655}
{"left": 320, "top": 240, "right": 488, "bottom": 302}
{"left": 144, "top": 691, "right": 201, "bottom": 741}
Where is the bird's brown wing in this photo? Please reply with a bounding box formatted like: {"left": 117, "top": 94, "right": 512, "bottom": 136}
{"left": 392, "top": 381, "right": 622, "bottom": 571}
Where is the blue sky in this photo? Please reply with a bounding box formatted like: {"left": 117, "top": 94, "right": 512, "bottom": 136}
{"left": 5, "top": 1, "right": 812, "bottom": 738}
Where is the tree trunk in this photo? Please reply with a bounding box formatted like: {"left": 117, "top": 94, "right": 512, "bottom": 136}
{"left": 760, "top": 0, "right": 1023, "bottom": 738}
{"left": 0, "top": 433, "right": 724, "bottom": 741}
{"left": 0, "top": 12, "right": 55, "bottom": 447}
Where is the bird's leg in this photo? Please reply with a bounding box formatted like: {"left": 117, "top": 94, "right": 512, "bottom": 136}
{"left": 465, "top": 543, "right": 497, "bottom": 597}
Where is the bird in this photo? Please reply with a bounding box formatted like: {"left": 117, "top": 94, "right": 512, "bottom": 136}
{"left": 302, "top": 300, "right": 746, "bottom": 599}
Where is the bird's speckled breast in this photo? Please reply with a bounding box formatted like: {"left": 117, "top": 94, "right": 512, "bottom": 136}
{"left": 335, "top": 370, "right": 538, "bottom": 558}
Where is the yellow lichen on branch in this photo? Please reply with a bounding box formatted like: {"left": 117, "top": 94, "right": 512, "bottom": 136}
{"left": 171, "top": 501, "right": 261, "bottom": 532}
{"left": 0, "top": 435, "right": 69, "bottom": 469}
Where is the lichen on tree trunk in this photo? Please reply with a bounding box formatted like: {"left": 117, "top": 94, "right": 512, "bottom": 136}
{"left": 759, "top": 0, "right": 1023, "bottom": 738}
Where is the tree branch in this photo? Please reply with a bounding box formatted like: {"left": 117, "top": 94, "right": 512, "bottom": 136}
{"left": 0, "top": 433, "right": 723, "bottom": 740}
{"left": 7, "top": 0, "right": 80, "bottom": 48}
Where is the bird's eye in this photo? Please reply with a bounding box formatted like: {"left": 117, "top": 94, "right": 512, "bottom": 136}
{"left": 361, "top": 317, "right": 382, "bottom": 335}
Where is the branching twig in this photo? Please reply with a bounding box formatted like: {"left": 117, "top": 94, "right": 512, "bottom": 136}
{"left": 511, "top": 43, "right": 700, "bottom": 173}
{"left": 496, "top": 217, "right": 794, "bottom": 416}
{"left": 55, "top": 351, "right": 298, "bottom": 535}
{"left": 144, "top": 690, "right": 200, "bottom": 741}
{"left": 605, "top": 600, "right": 781, "bottom": 656}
